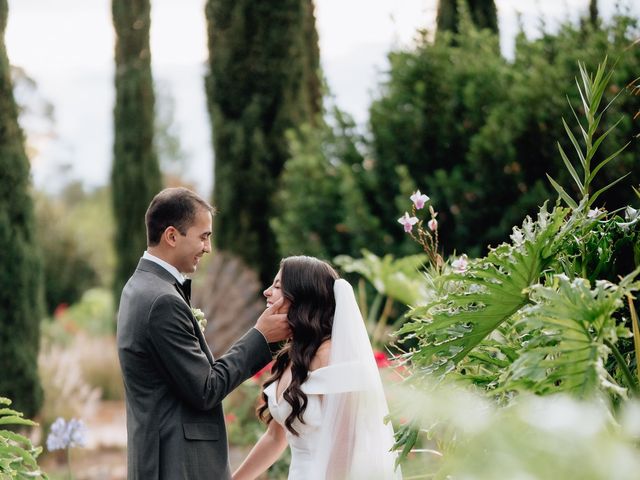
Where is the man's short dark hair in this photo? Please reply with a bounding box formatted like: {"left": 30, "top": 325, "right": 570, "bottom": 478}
{"left": 145, "top": 187, "right": 215, "bottom": 246}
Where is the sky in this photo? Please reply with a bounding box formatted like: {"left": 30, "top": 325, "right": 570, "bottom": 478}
{"left": 5, "top": 0, "right": 639, "bottom": 197}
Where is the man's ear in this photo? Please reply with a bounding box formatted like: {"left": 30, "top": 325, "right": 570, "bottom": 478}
{"left": 163, "top": 226, "right": 179, "bottom": 247}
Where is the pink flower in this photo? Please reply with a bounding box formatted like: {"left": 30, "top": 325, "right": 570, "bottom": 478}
{"left": 398, "top": 212, "right": 419, "bottom": 233}
{"left": 410, "top": 190, "right": 430, "bottom": 210}
{"left": 428, "top": 218, "right": 438, "bottom": 231}
{"left": 451, "top": 254, "right": 469, "bottom": 273}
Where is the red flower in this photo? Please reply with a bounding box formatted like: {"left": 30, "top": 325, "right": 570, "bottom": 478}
{"left": 225, "top": 413, "right": 237, "bottom": 424}
{"left": 374, "top": 350, "right": 390, "bottom": 369}
{"left": 252, "top": 360, "right": 274, "bottom": 383}
{"left": 53, "top": 303, "right": 68, "bottom": 318}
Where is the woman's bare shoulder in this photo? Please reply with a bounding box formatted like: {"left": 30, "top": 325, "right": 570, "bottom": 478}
{"left": 310, "top": 339, "right": 332, "bottom": 371}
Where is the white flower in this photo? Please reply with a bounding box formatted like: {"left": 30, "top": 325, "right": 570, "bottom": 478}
{"left": 587, "top": 208, "right": 602, "bottom": 219}
{"left": 191, "top": 307, "right": 208, "bottom": 333}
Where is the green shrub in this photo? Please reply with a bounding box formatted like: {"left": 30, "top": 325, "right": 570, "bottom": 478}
{"left": 0, "top": 397, "right": 46, "bottom": 479}
{"left": 367, "top": 13, "right": 640, "bottom": 257}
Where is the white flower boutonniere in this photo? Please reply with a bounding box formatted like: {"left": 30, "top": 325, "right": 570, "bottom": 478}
{"left": 191, "top": 307, "right": 208, "bottom": 333}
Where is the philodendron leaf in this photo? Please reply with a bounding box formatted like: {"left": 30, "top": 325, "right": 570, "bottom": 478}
{"left": 398, "top": 203, "right": 570, "bottom": 378}
{"left": 501, "top": 275, "right": 638, "bottom": 398}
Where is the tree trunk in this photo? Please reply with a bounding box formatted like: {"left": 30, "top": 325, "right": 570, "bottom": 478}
{"left": 436, "top": 0, "right": 499, "bottom": 37}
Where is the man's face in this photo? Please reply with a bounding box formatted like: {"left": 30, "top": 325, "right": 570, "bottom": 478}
{"left": 174, "top": 208, "right": 212, "bottom": 274}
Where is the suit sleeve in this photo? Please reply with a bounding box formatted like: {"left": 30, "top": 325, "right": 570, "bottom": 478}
{"left": 147, "top": 294, "right": 272, "bottom": 411}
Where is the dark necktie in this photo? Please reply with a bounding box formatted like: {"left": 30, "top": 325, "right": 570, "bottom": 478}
{"left": 178, "top": 279, "right": 192, "bottom": 303}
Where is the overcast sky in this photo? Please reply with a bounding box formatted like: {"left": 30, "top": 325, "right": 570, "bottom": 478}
{"left": 5, "top": 0, "right": 639, "bottom": 196}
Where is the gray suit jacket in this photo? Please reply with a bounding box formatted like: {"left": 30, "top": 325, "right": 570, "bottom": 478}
{"left": 117, "top": 258, "right": 272, "bottom": 479}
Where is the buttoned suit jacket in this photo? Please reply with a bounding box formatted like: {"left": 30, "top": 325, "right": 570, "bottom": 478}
{"left": 117, "top": 258, "right": 272, "bottom": 479}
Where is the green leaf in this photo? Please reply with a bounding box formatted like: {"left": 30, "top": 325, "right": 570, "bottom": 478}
{"left": 586, "top": 141, "right": 630, "bottom": 185}
{"left": 502, "top": 275, "right": 637, "bottom": 398}
{"left": 629, "top": 295, "right": 640, "bottom": 386}
{"left": 562, "top": 118, "right": 586, "bottom": 173}
{"left": 557, "top": 141, "right": 583, "bottom": 193}
{"left": 335, "top": 250, "right": 428, "bottom": 306}
{"left": 546, "top": 175, "right": 578, "bottom": 209}
{"left": 589, "top": 173, "right": 631, "bottom": 207}
{"left": 0, "top": 416, "right": 35, "bottom": 427}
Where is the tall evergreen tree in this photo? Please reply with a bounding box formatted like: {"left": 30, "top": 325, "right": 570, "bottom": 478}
{"left": 436, "top": 0, "right": 499, "bottom": 37}
{"left": 0, "top": 0, "right": 44, "bottom": 417}
{"left": 205, "top": 0, "right": 321, "bottom": 283}
{"left": 111, "top": 0, "right": 161, "bottom": 303}
{"left": 589, "top": 0, "right": 599, "bottom": 27}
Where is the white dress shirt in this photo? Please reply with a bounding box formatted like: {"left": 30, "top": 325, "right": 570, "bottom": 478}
{"left": 142, "top": 251, "right": 186, "bottom": 285}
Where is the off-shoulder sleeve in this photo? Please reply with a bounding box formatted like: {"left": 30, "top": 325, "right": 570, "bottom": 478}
{"left": 301, "top": 362, "right": 376, "bottom": 395}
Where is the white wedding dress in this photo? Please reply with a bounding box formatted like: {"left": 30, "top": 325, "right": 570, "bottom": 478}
{"left": 263, "top": 280, "right": 402, "bottom": 480}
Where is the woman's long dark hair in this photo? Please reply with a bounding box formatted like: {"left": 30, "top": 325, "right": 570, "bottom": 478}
{"left": 258, "top": 256, "right": 338, "bottom": 435}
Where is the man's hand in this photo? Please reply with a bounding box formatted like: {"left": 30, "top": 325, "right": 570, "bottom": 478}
{"left": 255, "top": 297, "right": 291, "bottom": 343}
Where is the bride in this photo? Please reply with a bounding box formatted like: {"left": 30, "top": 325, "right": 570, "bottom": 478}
{"left": 233, "top": 256, "right": 401, "bottom": 480}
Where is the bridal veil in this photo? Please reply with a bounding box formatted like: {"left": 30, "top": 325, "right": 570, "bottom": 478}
{"left": 311, "top": 279, "right": 401, "bottom": 479}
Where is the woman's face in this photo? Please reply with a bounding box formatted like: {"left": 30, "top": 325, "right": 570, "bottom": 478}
{"left": 263, "top": 269, "right": 284, "bottom": 308}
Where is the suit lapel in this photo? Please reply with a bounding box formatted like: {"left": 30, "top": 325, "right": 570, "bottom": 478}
{"left": 137, "top": 258, "right": 215, "bottom": 362}
{"left": 193, "top": 319, "right": 215, "bottom": 363}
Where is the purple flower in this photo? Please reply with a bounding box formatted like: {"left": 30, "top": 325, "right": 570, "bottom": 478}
{"left": 398, "top": 212, "right": 419, "bottom": 233}
{"left": 410, "top": 190, "right": 430, "bottom": 210}
{"left": 47, "top": 417, "right": 88, "bottom": 451}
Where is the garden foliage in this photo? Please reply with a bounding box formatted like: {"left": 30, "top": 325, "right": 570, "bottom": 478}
{"left": 274, "top": 11, "right": 640, "bottom": 264}
{"left": 391, "top": 57, "right": 640, "bottom": 476}
{"left": 368, "top": 11, "right": 640, "bottom": 258}
{"left": 0, "top": 397, "right": 46, "bottom": 479}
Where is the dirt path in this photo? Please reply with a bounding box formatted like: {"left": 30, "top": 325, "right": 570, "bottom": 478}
{"left": 38, "top": 400, "right": 251, "bottom": 479}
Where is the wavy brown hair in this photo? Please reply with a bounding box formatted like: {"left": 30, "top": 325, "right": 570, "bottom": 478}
{"left": 257, "top": 256, "right": 338, "bottom": 435}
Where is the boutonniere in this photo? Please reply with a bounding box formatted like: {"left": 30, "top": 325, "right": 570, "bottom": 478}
{"left": 191, "top": 307, "right": 208, "bottom": 333}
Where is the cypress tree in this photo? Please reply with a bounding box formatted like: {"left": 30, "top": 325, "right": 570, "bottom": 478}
{"left": 0, "top": 0, "right": 44, "bottom": 417}
{"left": 111, "top": 0, "right": 161, "bottom": 303}
{"left": 436, "top": 0, "right": 499, "bottom": 36}
{"left": 589, "top": 0, "right": 599, "bottom": 27}
{"left": 205, "top": 0, "right": 321, "bottom": 283}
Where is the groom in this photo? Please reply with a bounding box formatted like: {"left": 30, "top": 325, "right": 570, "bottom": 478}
{"left": 117, "top": 187, "right": 290, "bottom": 479}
